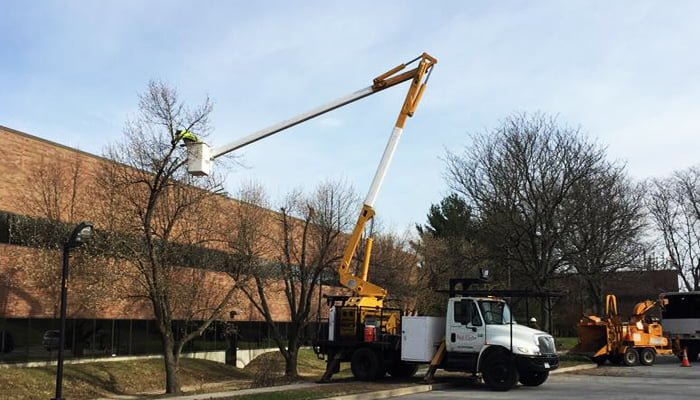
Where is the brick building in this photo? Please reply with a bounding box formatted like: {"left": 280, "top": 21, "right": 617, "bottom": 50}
{"left": 0, "top": 125, "right": 334, "bottom": 362}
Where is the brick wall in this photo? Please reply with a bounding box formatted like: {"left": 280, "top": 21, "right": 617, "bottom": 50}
{"left": 0, "top": 126, "right": 338, "bottom": 321}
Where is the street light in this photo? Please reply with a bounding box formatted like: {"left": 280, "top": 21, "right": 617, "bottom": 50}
{"left": 52, "top": 221, "right": 94, "bottom": 400}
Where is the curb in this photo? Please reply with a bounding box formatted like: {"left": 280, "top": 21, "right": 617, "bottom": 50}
{"left": 323, "top": 382, "right": 455, "bottom": 400}
{"left": 551, "top": 363, "right": 597, "bottom": 374}
{"left": 95, "top": 382, "right": 317, "bottom": 400}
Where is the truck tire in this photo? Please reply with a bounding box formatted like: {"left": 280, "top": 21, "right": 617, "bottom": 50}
{"left": 481, "top": 353, "right": 519, "bottom": 391}
{"left": 351, "top": 348, "right": 383, "bottom": 381}
{"left": 387, "top": 361, "right": 418, "bottom": 378}
{"left": 639, "top": 348, "right": 655, "bottom": 366}
{"left": 519, "top": 370, "right": 549, "bottom": 386}
{"left": 622, "top": 348, "right": 638, "bottom": 366}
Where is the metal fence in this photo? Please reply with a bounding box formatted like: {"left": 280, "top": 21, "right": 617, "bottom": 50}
{"left": 0, "top": 317, "right": 323, "bottom": 364}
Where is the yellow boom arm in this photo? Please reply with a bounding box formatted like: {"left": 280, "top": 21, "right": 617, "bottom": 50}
{"left": 186, "top": 53, "right": 437, "bottom": 306}
{"left": 338, "top": 53, "right": 436, "bottom": 307}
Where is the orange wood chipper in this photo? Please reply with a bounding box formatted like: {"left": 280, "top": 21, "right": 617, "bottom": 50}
{"left": 570, "top": 294, "right": 674, "bottom": 366}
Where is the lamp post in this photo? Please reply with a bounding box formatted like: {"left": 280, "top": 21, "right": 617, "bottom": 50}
{"left": 52, "top": 221, "right": 94, "bottom": 400}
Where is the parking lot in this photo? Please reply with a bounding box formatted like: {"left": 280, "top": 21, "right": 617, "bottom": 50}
{"left": 397, "top": 356, "right": 699, "bottom": 400}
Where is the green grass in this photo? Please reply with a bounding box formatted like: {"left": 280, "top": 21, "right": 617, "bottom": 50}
{"left": 555, "top": 337, "right": 579, "bottom": 351}
{"left": 0, "top": 358, "right": 248, "bottom": 400}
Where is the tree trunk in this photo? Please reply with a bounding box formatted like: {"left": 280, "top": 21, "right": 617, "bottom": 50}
{"left": 162, "top": 334, "right": 181, "bottom": 394}
{"left": 284, "top": 346, "right": 299, "bottom": 378}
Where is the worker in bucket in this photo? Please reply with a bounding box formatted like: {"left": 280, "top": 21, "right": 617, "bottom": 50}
{"left": 529, "top": 317, "right": 541, "bottom": 330}
{"left": 172, "top": 129, "right": 199, "bottom": 146}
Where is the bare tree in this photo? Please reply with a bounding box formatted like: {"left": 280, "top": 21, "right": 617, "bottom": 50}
{"left": 364, "top": 230, "right": 419, "bottom": 310}
{"left": 446, "top": 114, "right": 605, "bottom": 286}
{"left": 647, "top": 166, "right": 700, "bottom": 291}
{"left": 231, "top": 180, "right": 357, "bottom": 378}
{"left": 562, "top": 167, "right": 646, "bottom": 313}
{"left": 97, "top": 81, "right": 239, "bottom": 394}
{"left": 445, "top": 113, "right": 616, "bottom": 327}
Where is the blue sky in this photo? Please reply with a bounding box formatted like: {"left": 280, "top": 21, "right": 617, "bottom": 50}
{"left": 2, "top": 1, "right": 699, "bottom": 232}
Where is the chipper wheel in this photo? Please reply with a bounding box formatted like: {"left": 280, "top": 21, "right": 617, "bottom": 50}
{"left": 640, "top": 348, "right": 656, "bottom": 366}
{"left": 622, "top": 347, "right": 639, "bottom": 366}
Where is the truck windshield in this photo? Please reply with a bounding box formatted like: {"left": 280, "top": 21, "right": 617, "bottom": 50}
{"left": 478, "top": 300, "right": 514, "bottom": 325}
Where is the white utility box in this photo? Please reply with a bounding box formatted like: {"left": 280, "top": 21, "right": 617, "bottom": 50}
{"left": 401, "top": 316, "right": 446, "bottom": 362}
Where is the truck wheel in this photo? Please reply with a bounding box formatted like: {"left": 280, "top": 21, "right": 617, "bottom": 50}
{"left": 622, "top": 348, "right": 639, "bottom": 366}
{"left": 351, "top": 348, "right": 382, "bottom": 381}
{"left": 519, "top": 370, "right": 549, "bottom": 386}
{"left": 481, "top": 354, "right": 519, "bottom": 391}
{"left": 387, "top": 361, "right": 418, "bottom": 378}
{"left": 639, "top": 348, "right": 655, "bottom": 366}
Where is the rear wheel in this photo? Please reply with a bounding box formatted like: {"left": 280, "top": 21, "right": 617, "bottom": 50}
{"left": 639, "top": 348, "right": 655, "bottom": 366}
{"left": 481, "top": 353, "right": 519, "bottom": 391}
{"left": 351, "top": 348, "right": 382, "bottom": 381}
{"left": 519, "top": 370, "right": 549, "bottom": 386}
{"left": 622, "top": 348, "right": 639, "bottom": 366}
{"left": 387, "top": 361, "right": 418, "bottom": 378}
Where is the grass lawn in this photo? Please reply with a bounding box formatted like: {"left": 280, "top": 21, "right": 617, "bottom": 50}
{"left": 0, "top": 358, "right": 248, "bottom": 400}
{"left": 555, "top": 337, "right": 579, "bottom": 351}
{"left": 0, "top": 349, "right": 348, "bottom": 400}
{"left": 0, "top": 346, "right": 593, "bottom": 400}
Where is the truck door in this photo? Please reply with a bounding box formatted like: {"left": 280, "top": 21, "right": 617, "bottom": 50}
{"left": 447, "top": 298, "right": 485, "bottom": 353}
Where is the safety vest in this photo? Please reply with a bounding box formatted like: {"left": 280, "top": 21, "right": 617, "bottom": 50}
{"left": 176, "top": 129, "right": 199, "bottom": 143}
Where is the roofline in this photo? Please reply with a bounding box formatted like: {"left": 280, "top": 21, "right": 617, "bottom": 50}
{"left": 0, "top": 124, "right": 115, "bottom": 164}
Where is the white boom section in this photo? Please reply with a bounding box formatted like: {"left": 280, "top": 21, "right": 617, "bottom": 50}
{"left": 187, "top": 86, "right": 376, "bottom": 176}
{"left": 364, "top": 126, "right": 403, "bottom": 207}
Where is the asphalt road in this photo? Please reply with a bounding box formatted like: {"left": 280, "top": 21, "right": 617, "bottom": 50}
{"left": 397, "top": 356, "right": 699, "bottom": 400}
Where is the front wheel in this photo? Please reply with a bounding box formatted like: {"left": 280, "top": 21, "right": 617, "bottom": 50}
{"left": 519, "top": 370, "right": 549, "bottom": 386}
{"left": 639, "top": 348, "right": 655, "bottom": 366}
{"left": 481, "top": 354, "right": 519, "bottom": 391}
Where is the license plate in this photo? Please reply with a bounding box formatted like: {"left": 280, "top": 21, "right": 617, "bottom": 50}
{"left": 544, "top": 362, "right": 550, "bottom": 369}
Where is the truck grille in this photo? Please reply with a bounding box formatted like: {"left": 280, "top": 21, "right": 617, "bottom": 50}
{"left": 537, "top": 336, "right": 556, "bottom": 355}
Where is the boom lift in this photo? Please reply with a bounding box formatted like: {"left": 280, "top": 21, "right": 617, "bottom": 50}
{"left": 185, "top": 53, "right": 437, "bottom": 314}
{"left": 186, "top": 56, "right": 562, "bottom": 390}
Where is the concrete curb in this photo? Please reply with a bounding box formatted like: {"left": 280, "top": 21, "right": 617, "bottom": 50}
{"left": 96, "top": 382, "right": 318, "bottom": 400}
{"left": 323, "top": 382, "right": 455, "bottom": 400}
{"left": 551, "top": 363, "right": 597, "bottom": 374}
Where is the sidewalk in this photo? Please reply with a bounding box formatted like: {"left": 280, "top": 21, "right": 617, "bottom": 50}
{"left": 97, "top": 364, "right": 597, "bottom": 400}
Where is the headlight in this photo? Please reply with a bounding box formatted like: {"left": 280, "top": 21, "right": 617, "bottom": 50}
{"left": 516, "top": 346, "right": 541, "bottom": 355}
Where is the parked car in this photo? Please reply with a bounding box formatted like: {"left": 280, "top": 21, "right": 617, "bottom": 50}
{"left": 42, "top": 330, "right": 64, "bottom": 351}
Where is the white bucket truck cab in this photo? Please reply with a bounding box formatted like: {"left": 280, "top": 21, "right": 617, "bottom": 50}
{"left": 315, "top": 271, "right": 560, "bottom": 392}
{"left": 410, "top": 275, "right": 560, "bottom": 391}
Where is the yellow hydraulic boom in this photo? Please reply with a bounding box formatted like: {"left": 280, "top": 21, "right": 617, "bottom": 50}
{"left": 185, "top": 53, "right": 437, "bottom": 308}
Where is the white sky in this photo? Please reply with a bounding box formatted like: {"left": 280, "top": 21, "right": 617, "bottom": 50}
{"left": 2, "top": 1, "right": 699, "bottom": 232}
